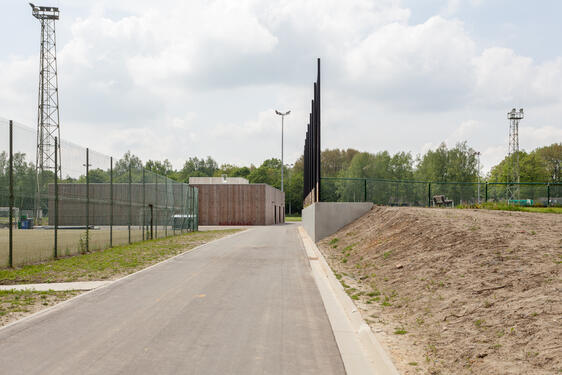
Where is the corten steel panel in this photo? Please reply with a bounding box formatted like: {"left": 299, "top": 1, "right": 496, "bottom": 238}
{"left": 193, "top": 184, "right": 283, "bottom": 225}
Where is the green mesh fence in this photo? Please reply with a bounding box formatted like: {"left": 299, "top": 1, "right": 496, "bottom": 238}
{"left": 0, "top": 119, "right": 198, "bottom": 268}
{"left": 321, "top": 177, "right": 561, "bottom": 207}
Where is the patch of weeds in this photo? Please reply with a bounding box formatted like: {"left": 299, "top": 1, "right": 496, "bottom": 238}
{"left": 484, "top": 300, "right": 493, "bottom": 308}
{"left": 367, "top": 290, "right": 380, "bottom": 297}
{"left": 335, "top": 273, "right": 342, "bottom": 280}
{"left": 329, "top": 238, "right": 339, "bottom": 245}
{"left": 351, "top": 294, "right": 360, "bottom": 300}
{"left": 416, "top": 316, "right": 425, "bottom": 326}
{"left": 530, "top": 230, "right": 536, "bottom": 235}
{"left": 342, "top": 258, "right": 348, "bottom": 264}
{"left": 381, "top": 296, "right": 392, "bottom": 307}
{"left": 474, "top": 319, "right": 485, "bottom": 328}
{"left": 343, "top": 244, "right": 355, "bottom": 252}
{"left": 383, "top": 251, "right": 392, "bottom": 259}
{"left": 394, "top": 327, "right": 407, "bottom": 335}
{"left": 340, "top": 282, "right": 350, "bottom": 289}
{"left": 496, "top": 329, "right": 505, "bottom": 338}
{"left": 408, "top": 361, "right": 418, "bottom": 366}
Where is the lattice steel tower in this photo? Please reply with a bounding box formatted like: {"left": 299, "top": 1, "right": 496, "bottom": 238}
{"left": 507, "top": 108, "right": 523, "bottom": 201}
{"left": 31, "top": 3, "right": 61, "bottom": 219}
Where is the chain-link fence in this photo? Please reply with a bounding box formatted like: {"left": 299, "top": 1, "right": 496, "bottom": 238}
{"left": 0, "top": 119, "right": 198, "bottom": 268}
{"left": 321, "top": 177, "right": 562, "bottom": 207}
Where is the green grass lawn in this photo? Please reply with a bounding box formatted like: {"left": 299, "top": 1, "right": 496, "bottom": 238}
{"left": 457, "top": 202, "right": 562, "bottom": 214}
{"left": 285, "top": 216, "right": 302, "bottom": 222}
{"left": 0, "top": 229, "right": 242, "bottom": 285}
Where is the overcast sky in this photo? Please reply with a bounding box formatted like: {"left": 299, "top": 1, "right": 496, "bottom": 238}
{"left": 1, "top": 0, "right": 561, "bottom": 173}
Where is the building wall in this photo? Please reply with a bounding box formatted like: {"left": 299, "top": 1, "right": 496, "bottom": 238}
{"left": 193, "top": 184, "right": 284, "bottom": 225}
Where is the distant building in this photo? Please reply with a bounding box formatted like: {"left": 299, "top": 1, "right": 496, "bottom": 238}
{"left": 189, "top": 177, "right": 249, "bottom": 185}
{"left": 190, "top": 183, "right": 285, "bottom": 225}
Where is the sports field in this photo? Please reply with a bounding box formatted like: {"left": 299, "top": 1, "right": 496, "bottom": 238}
{"left": 0, "top": 226, "right": 186, "bottom": 267}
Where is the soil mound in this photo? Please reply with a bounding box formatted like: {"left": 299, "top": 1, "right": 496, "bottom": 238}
{"left": 318, "top": 206, "right": 561, "bottom": 375}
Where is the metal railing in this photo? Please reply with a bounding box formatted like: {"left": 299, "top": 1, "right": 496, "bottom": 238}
{"left": 0, "top": 118, "right": 198, "bottom": 268}
{"left": 320, "top": 177, "right": 561, "bottom": 207}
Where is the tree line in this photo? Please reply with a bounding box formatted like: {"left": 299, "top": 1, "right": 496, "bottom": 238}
{"left": 0, "top": 142, "right": 559, "bottom": 214}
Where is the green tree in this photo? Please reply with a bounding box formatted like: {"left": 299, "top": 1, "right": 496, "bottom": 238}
{"left": 145, "top": 159, "right": 173, "bottom": 177}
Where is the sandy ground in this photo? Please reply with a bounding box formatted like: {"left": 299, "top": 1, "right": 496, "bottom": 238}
{"left": 317, "top": 206, "right": 561, "bottom": 375}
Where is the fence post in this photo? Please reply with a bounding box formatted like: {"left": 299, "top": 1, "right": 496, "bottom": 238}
{"left": 485, "top": 182, "right": 488, "bottom": 203}
{"left": 363, "top": 179, "right": 367, "bottom": 202}
{"left": 86, "top": 148, "right": 89, "bottom": 252}
{"left": 155, "top": 174, "right": 158, "bottom": 239}
{"left": 54, "top": 137, "right": 58, "bottom": 258}
{"left": 547, "top": 184, "right": 550, "bottom": 207}
{"left": 110, "top": 156, "right": 113, "bottom": 247}
{"left": 165, "top": 178, "right": 168, "bottom": 237}
{"left": 428, "top": 183, "right": 431, "bottom": 207}
{"left": 181, "top": 186, "right": 185, "bottom": 234}
{"left": 128, "top": 163, "right": 132, "bottom": 244}
{"left": 142, "top": 168, "right": 145, "bottom": 241}
{"left": 8, "top": 120, "right": 14, "bottom": 268}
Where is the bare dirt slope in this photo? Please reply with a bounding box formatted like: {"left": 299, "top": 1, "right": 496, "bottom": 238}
{"left": 317, "top": 206, "right": 561, "bottom": 375}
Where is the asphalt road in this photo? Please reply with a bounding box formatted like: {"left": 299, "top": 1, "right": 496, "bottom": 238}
{"left": 0, "top": 224, "right": 345, "bottom": 375}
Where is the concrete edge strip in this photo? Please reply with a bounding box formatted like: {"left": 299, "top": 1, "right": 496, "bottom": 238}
{"left": 0, "top": 228, "right": 252, "bottom": 332}
{"left": 298, "top": 227, "right": 399, "bottom": 375}
{"left": 0, "top": 281, "right": 113, "bottom": 291}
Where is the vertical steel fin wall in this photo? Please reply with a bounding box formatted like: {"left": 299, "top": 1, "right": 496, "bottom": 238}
{"left": 303, "top": 58, "right": 321, "bottom": 206}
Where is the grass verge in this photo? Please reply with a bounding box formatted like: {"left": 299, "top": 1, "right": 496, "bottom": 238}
{"left": 457, "top": 202, "right": 562, "bottom": 214}
{"left": 0, "top": 229, "right": 242, "bottom": 285}
{"left": 285, "top": 216, "right": 302, "bottom": 222}
{"left": 0, "top": 289, "right": 82, "bottom": 327}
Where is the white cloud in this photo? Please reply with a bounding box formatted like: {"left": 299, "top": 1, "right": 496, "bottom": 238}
{"left": 0, "top": 0, "right": 560, "bottom": 170}
{"left": 344, "top": 16, "right": 475, "bottom": 109}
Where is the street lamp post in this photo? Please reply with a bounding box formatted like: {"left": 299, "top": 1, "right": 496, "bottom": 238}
{"left": 473, "top": 151, "right": 481, "bottom": 204}
{"left": 275, "top": 110, "right": 290, "bottom": 192}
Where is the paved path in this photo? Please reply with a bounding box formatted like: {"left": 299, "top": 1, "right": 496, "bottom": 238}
{"left": 0, "top": 224, "right": 345, "bottom": 375}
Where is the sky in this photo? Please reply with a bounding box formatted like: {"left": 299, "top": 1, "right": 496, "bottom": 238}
{"left": 1, "top": 0, "right": 561, "bottom": 174}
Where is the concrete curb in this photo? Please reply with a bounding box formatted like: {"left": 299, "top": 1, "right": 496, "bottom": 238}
{"left": 298, "top": 227, "right": 400, "bottom": 375}
{"left": 0, "top": 281, "right": 112, "bottom": 291}
{"left": 0, "top": 228, "right": 251, "bottom": 332}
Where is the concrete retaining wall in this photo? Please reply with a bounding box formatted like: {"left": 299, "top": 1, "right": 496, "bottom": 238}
{"left": 302, "top": 202, "right": 373, "bottom": 242}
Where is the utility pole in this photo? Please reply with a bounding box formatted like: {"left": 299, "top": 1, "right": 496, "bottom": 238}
{"left": 275, "top": 110, "right": 290, "bottom": 192}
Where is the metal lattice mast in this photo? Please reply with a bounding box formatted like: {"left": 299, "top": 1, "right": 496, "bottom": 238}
{"left": 31, "top": 3, "right": 61, "bottom": 220}
{"left": 507, "top": 108, "right": 523, "bottom": 201}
